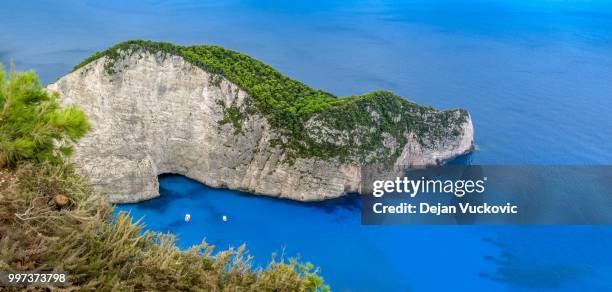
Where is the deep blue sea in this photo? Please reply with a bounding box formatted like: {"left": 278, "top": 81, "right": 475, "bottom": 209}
{"left": 2, "top": 0, "right": 612, "bottom": 290}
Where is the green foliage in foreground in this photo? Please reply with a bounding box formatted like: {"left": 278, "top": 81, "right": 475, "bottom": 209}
{"left": 73, "top": 40, "right": 468, "bottom": 164}
{"left": 0, "top": 67, "right": 329, "bottom": 291}
{"left": 0, "top": 64, "right": 90, "bottom": 168}
{"left": 0, "top": 163, "right": 329, "bottom": 291}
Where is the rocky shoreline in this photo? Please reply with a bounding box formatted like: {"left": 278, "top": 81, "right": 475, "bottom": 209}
{"left": 48, "top": 42, "right": 474, "bottom": 203}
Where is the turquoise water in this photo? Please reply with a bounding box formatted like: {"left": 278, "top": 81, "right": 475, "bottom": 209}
{"left": 3, "top": 0, "right": 612, "bottom": 290}
{"left": 117, "top": 175, "right": 612, "bottom": 290}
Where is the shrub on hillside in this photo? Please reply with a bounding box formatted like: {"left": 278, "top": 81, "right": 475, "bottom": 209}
{"left": 0, "top": 163, "right": 329, "bottom": 291}
{"left": 0, "top": 64, "right": 90, "bottom": 168}
{"left": 0, "top": 66, "right": 329, "bottom": 291}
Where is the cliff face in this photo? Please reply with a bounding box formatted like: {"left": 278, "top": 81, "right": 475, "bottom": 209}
{"left": 48, "top": 47, "right": 473, "bottom": 203}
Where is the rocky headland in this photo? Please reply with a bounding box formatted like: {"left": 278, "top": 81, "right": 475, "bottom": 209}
{"left": 47, "top": 40, "right": 473, "bottom": 203}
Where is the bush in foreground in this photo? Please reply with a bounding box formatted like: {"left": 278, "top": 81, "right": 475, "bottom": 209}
{"left": 0, "top": 163, "right": 328, "bottom": 291}
{"left": 0, "top": 64, "right": 90, "bottom": 168}
{"left": 0, "top": 65, "right": 329, "bottom": 291}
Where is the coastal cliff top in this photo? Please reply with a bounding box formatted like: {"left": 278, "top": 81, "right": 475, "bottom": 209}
{"left": 73, "top": 40, "right": 470, "bottom": 165}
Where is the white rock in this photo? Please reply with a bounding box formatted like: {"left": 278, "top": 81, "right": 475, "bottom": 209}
{"left": 47, "top": 51, "right": 473, "bottom": 203}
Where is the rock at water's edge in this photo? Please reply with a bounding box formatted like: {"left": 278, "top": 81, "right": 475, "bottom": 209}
{"left": 48, "top": 50, "right": 473, "bottom": 203}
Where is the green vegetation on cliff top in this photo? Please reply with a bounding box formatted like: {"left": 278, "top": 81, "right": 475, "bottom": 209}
{"left": 73, "top": 40, "right": 469, "bottom": 164}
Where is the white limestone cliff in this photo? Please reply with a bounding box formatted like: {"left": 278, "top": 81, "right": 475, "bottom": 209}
{"left": 48, "top": 52, "right": 473, "bottom": 203}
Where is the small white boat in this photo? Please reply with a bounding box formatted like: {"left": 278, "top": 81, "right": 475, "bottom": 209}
{"left": 185, "top": 213, "right": 191, "bottom": 222}
{"left": 222, "top": 215, "right": 228, "bottom": 222}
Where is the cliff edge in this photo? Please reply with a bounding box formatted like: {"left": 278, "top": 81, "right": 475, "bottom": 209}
{"left": 47, "top": 41, "right": 473, "bottom": 203}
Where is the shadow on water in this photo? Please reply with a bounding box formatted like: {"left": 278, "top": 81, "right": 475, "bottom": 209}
{"left": 446, "top": 151, "right": 474, "bottom": 165}
{"left": 297, "top": 193, "right": 361, "bottom": 214}
{"left": 478, "top": 236, "right": 591, "bottom": 289}
{"left": 156, "top": 174, "right": 361, "bottom": 213}
{"left": 122, "top": 185, "right": 182, "bottom": 212}
{"left": 158, "top": 217, "right": 187, "bottom": 231}
{"left": 119, "top": 174, "right": 362, "bottom": 226}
